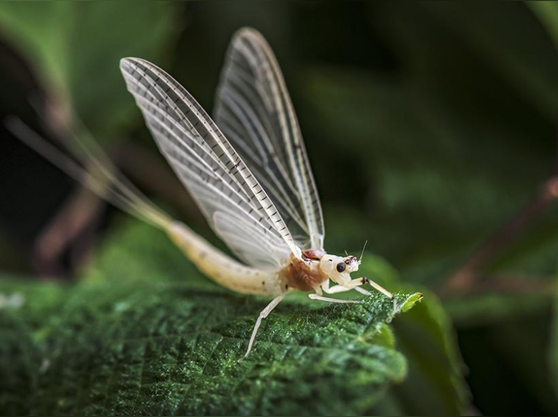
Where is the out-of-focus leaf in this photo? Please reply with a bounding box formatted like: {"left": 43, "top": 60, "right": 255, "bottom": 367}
{"left": 529, "top": 2, "right": 558, "bottom": 60}
{"left": 297, "top": 0, "right": 558, "bottom": 320}
{"left": 0, "top": 2, "right": 180, "bottom": 138}
{"left": 386, "top": 289, "right": 470, "bottom": 415}
{"left": 461, "top": 308, "right": 558, "bottom": 415}
{"left": 447, "top": 293, "right": 552, "bottom": 328}
{"left": 302, "top": 66, "right": 558, "bottom": 287}
{"left": 0, "top": 222, "right": 421, "bottom": 416}
{"left": 356, "top": 260, "right": 470, "bottom": 415}
{"left": 422, "top": 2, "right": 558, "bottom": 118}
{"left": 0, "top": 3, "right": 71, "bottom": 95}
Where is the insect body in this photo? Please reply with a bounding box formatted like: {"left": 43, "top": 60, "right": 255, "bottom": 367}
{"left": 10, "top": 28, "right": 394, "bottom": 356}
{"left": 167, "top": 221, "right": 282, "bottom": 296}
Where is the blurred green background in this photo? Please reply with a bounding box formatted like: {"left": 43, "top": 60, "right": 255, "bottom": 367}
{"left": 1, "top": 1, "right": 558, "bottom": 415}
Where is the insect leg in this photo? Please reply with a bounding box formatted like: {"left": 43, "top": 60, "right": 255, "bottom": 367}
{"left": 308, "top": 294, "right": 363, "bottom": 304}
{"left": 245, "top": 294, "right": 285, "bottom": 357}
{"left": 323, "top": 278, "right": 371, "bottom": 295}
{"left": 322, "top": 278, "right": 396, "bottom": 312}
{"left": 354, "top": 287, "right": 372, "bottom": 296}
{"left": 359, "top": 277, "right": 394, "bottom": 299}
{"left": 356, "top": 278, "right": 397, "bottom": 315}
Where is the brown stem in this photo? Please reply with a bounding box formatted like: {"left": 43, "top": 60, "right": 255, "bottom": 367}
{"left": 443, "top": 176, "right": 558, "bottom": 294}
{"left": 440, "top": 274, "right": 555, "bottom": 296}
{"left": 32, "top": 186, "right": 105, "bottom": 278}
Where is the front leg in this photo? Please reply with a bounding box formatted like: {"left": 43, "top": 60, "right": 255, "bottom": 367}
{"left": 310, "top": 277, "right": 395, "bottom": 306}
{"left": 323, "top": 277, "right": 372, "bottom": 295}
{"left": 359, "top": 277, "right": 393, "bottom": 299}
{"left": 308, "top": 293, "right": 363, "bottom": 304}
{"left": 323, "top": 277, "right": 395, "bottom": 301}
{"left": 307, "top": 279, "right": 368, "bottom": 303}
{"left": 350, "top": 277, "right": 397, "bottom": 317}
{"left": 308, "top": 279, "right": 363, "bottom": 303}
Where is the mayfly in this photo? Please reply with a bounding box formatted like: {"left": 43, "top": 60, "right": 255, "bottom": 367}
{"left": 9, "top": 28, "right": 394, "bottom": 356}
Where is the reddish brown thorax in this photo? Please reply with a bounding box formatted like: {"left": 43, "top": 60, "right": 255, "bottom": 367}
{"left": 279, "top": 249, "right": 327, "bottom": 292}
{"left": 302, "top": 249, "right": 325, "bottom": 261}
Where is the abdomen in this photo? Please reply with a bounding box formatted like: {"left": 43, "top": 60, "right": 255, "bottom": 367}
{"left": 166, "top": 221, "right": 284, "bottom": 296}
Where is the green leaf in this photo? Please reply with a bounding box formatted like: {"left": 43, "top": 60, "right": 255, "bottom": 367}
{"left": 0, "top": 3, "right": 71, "bottom": 95}
{"left": 0, "top": 222, "right": 422, "bottom": 415}
{"left": 528, "top": 2, "right": 558, "bottom": 59}
{"left": 385, "top": 289, "right": 470, "bottom": 415}
{"left": 399, "top": 292, "right": 423, "bottom": 313}
{"left": 0, "top": 2, "right": 180, "bottom": 138}
{"left": 355, "top": 260, "right": 470, "bottom": 415}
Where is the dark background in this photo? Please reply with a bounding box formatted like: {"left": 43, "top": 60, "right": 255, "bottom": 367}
{"left": 1, "top": 2, "right": 558, "bottom": 415}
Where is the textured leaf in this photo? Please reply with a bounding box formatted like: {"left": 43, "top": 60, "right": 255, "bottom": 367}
{"left": 0, "top": 222, "right": 422, "bottom": 416}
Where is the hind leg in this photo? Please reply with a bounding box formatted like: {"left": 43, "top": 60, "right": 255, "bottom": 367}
{"left": 244, "top": 295, "right": 285, "bottom": 357}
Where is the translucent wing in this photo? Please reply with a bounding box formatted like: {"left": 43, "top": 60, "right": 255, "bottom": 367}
{"left": 120, "top": 58, "right": 299, "bottom": 269}
{"left": 214, "top": 28, "right": 325, "bottom": 250}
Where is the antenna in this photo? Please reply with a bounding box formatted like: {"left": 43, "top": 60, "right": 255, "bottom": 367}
{"left": 359, "top": 240, "right": 368, "bottom": 263}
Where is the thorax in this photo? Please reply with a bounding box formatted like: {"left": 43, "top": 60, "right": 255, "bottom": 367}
{"left": 279, "top": 249, "right": 328, "bottom": 292}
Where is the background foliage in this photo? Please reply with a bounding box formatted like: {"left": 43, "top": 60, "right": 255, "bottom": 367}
{"left": 0, "top": 1, "right": 557, "bottom": 415}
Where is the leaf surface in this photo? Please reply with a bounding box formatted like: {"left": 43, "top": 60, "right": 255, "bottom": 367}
{"left": 0, "top": 223, "right": 423, "bottom": 416}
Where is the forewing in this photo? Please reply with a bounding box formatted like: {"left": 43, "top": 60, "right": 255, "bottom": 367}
{"left": 214, "top": 28, "right": 325, "bottom": 250}
{"left": 120, "top": 57, "right": 300, "bottom": 268}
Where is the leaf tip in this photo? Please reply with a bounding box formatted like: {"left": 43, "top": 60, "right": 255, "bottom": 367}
{"left": 399, "top": 292, "right": 423, "bottom": 313}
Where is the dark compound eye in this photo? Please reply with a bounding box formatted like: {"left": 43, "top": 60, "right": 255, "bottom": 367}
{"left": 336, "top": 263, "right": 346, "bottom": 273}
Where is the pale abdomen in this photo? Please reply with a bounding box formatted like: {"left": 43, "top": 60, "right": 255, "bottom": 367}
{"left": 167, "top": 221, "right": 284, "bottom": 296}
